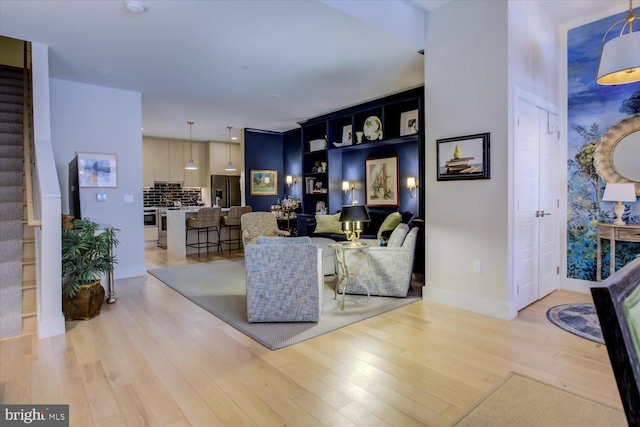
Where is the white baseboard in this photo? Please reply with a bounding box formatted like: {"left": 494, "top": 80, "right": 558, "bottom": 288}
{"left": 38, "top": 313, "right": 66, "bottom": 339}
{"left": 562, "top": 277, "right": 595, "bottom": 294}
{"left": 423, "top": 286, "right": 515, "bottom": 320}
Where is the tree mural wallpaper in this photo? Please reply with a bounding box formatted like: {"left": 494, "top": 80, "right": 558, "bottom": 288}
{"left": 568, "top": 11, "right": 640, "bottom": 281}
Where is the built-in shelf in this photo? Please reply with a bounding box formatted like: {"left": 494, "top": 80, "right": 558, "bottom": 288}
{"left": 297, "top": 87, "right": 424, "bottom": 215}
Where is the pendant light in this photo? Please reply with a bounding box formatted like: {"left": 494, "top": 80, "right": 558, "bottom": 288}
{"left": 185, "top": 121, "right": 197, "bottom": 170}
{"left": 596, "top": 0, "right": 640, "bottom": 85}
{"left": 224, "top": 126, "right": 237, "bottom": 172}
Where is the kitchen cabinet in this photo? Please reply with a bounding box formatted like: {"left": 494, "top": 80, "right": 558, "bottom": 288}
{"left": 184, "top": 142, "right": 206, "bottom": 187}
{"left": 142, "top": 139, "right": 154, "bottom": 187}
{"left": 153, "top": 139, "right": 170, "bottom": 181}
{"left": 143, "top": 137, "right": 208, "bottom": 187}
{"left": 169, "top": 140, "right": 184, "bottom": 182}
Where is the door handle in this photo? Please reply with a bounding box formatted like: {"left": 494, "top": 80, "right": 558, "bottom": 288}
{"left": 536, "top": 210, "right": 551, "bottom": 217}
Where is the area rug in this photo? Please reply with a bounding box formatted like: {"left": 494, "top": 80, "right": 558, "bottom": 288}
{"left": 546, "top": 303, "right": 604, "bottom": 344}
{"left": 148, "top": 259, "right": 420, "bottom": 350}
{"left": 451, "top": 373, "right": 626, "bottom": 426}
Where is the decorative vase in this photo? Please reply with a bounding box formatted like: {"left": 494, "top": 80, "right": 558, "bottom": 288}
{"left": 321, "top": 162, "right": 327, "bottom": 172}
{"left": 356, "top": 131, "right": 364, "bottom": 144}
{"left": 62, "top": 280, "right": 105, "bottom": 321}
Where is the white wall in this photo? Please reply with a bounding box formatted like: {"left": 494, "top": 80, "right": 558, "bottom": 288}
{"left": 424, "top": 0, "right": 510, "bottom": 318}
{"left": 49, "top": 79, "right": 146, "bottom": 280}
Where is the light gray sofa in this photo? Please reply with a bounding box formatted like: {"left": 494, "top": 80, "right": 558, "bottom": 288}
{"left": 244, "top": 236, "right": 323, "bottom": 322}
{"left": 337, "top": 223, "right": 418, "bottom": 297}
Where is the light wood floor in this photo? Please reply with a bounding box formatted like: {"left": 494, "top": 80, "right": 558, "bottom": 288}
{"left": 1, "top": 245, "right": 622, "bottom": 426}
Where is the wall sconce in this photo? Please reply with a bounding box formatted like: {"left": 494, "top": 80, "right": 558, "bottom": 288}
{"left": 407, "top": 177, "right": 419, "bottom": 199}
{"left": 343, "top": 181, "right": 355, "bottom": 204}
{"left": 286, "top": 175, "right": 297, "bottom": 187}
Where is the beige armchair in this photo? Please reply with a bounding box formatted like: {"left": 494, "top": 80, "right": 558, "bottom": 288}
{"left": 241, "top": 212, "right": 289, "bottom": 245}
{"left": 337, "top": 224, "right": 418, "bottom": 297}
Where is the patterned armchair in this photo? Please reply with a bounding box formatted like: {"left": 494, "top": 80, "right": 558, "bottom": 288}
{"left": 337, "top": 223, "right": 419, "bottom": 297}
{"left": 244, "top": 236, "right": 323, "bottom": 322}
{"left": 241, "top": 212, "right": 289, "bottom": 245}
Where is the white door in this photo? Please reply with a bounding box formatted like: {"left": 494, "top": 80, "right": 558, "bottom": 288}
{"left": 514, "top": 95, "right": 559, "bottom": 311}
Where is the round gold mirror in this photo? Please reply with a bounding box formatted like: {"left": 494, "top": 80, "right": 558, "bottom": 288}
{"left": 594, "top": 115, "right": 640, "bottom": 195}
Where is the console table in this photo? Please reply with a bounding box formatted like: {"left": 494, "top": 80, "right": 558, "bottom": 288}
{"left": 596, "top": 223, "right": 640, "bottom": 281}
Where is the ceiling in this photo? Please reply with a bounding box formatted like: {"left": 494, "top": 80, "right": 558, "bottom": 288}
{"left": 0, "top": 0, "right": 623, "bottom": 142}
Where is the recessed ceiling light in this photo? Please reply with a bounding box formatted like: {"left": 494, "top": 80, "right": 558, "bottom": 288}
{"left": 231, "top": 136, "right": 238, "bottom": 140}
{"left": 125, "top": 1, "right": 146, "bottom": 14}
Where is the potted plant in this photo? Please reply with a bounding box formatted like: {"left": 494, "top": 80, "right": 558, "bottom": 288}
{"left": 61, "top": 217, "right": 119, "bottom": 320}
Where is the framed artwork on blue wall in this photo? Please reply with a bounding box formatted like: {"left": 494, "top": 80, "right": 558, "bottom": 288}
{"left": 250, "top": 170, "right": 277, "bottom": 196}
{"left": 365, "top": 155, "right": 399, "bottom": 207}
{"left": 436, "top": 133, "right": 490, "bottom": 181}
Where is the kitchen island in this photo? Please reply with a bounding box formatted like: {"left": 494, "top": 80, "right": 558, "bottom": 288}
{"left": 166, "top": 207, "right": 231, "bottom": 257}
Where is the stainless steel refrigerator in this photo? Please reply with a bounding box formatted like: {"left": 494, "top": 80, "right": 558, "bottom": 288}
{"left": 211, "top": 175, "right": 241, "bottom": 208}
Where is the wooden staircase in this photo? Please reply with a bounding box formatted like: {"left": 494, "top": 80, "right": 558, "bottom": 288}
{"left": 22, "top": 201, "right": 37, "bottom": 335}
{"left": 0, "top": 62, "right": 37, "bottom": 338}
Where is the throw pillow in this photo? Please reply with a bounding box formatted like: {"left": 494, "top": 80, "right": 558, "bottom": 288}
{"left": 314, "top": 213, "right": 342, "bottom": 234}
{"left": 377, "top": 212, "right": 402, "bottom": 239}
{"left": 387, "top": 223, "right": 409, "bottom": 247}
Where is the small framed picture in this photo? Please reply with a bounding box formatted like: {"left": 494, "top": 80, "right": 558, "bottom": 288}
{"left": 76, "top": 152, "right": 118, "bottom": 187}
{"left": 250, "top": 169, "right": 277, "bottom": 195}
{"left": 342, "top": 124, "right": 353, "bottom": 144}
{"left": 436, "top": 133, "right": 490, "bottom": 181}
{"left": 400, "top": 109, "right": 419, "bottom": 136}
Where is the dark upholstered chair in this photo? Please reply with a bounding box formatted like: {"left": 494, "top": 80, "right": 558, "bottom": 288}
{"left": 591, "top": 256, "right": 640, "bottom": 427}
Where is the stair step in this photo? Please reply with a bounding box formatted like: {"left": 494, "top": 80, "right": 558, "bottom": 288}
{"left": 0, "top": 201, "right": 23, "bottom": 219}
{"left": 0, "top": 132, "right": 22, "bottom": 145}
{"left": 22, "top": 297, "right": 36, "bottom": 315}
{"left": 0, "top": 67, "right": 24, "bottom": 79}
{"left": 0, "top": 170, "right": 23, "bottom": 186}
{"left": 23, "top": 240, "right": 35, "bottom": 259}
{"left": 22, "top": 280, "right": 36, "bottom": 290}
{"left": 0, "top": 185, "right": 23, "bottom": 203}
{"left": 0, "top": 219, "right": 22, "bottom": 240}
{"left": 23, "top": 262, "right": 35, "bottom": 282}
{"left": 0, "top": 84, "right": 22, "bottom": 98}
{"left": 0, "top": 93, "right": 23, "bottom": 106}
{"left": 22, "top": 315, "right": 36, "bottom": 335}
{"left": 23, "top": 223, "right": 35, "bottom": 240}
{"left": 0, "top": 158, "right": 23, "bottom": 173}
{"left": 0, "top": 145, "right": 23, "bottom": 158}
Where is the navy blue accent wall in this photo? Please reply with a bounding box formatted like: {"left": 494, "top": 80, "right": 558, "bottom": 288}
{"left": 283, "top": 129, "right": 302, "bottom": 200}
{"left": 244, "top": 129, "right": 284, "bottom": 212}
{"left": 339, "top": 140, "right": 420, "bottom": 215}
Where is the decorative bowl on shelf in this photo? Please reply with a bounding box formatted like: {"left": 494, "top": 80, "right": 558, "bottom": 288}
{"left": 363, "top": 116, "right": 382, "bottom": 141}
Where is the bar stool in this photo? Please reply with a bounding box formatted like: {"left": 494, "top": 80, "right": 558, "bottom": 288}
{"left": 186, "top": 207, "right": 222, "bottom": 257}
{"left": 220, "top": 206, "right": 252, "bottom": 251}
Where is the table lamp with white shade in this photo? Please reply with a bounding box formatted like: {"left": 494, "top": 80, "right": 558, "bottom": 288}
{"left": 602, "top": 183, "right": 637, "bottom": 225}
